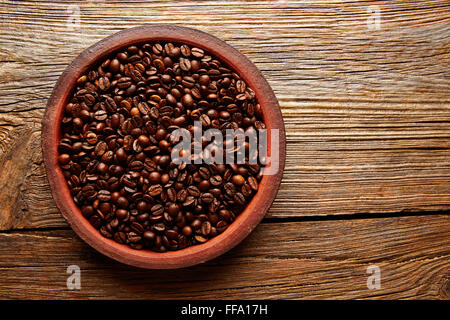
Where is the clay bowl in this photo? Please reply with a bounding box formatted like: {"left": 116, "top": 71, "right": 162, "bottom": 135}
{"left": 42, "top": 25, "right": 285, "bottom": 269}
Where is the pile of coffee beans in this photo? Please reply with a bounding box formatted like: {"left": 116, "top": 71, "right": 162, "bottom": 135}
{"left": 58, "top": 41, "right": 265, "bottom": 252}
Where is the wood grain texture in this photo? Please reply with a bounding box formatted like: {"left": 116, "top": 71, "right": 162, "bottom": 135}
{"left": 0, "top": 214, "right": 448, "bottom": 299}
{"left": 0, "top": 0, "right": 449, "bottom": 229}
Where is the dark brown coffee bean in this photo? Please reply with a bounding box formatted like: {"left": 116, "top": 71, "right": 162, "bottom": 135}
{"left": 201, "top": 221, "right": 211, "bottom": 236}
{"left": 97, "top": 190, "right": 111, "bottom": 202}
{"left": 115, "top": 148, "right": 127, "bottom": 162}
{"left": 148, "top": 184, "right": 163, "bottom": 196}
{"left": 166, "top": 187, "right": 176, "bottom": 202}
{"left": 191, "top": 47, "right": 204, "bottom": 58}
{"left": 198, "top": 180, "right": 210, "bottom": 191}
{"left": 176, "top": 189, "right": 188, "bottom": 203}
{"left": 143, "top": 230, "right": 156, "bottom": 242}
{"left": 94, "top": 110, "right": 107, "bottom": 121}
{"left": 194, "top": 234, "right": 207, "bottom": 243}
{"left": 200, "top": 193, "right": 214, "bottom": 204}
{"left": 128, "top": 232, "right": 142, "bottom": 243}
{"left": 180, "top": 44, "right": 191, "bottom": 57}
{"left": 210, "top": 175, "right": 222, "bottom": 186}
{"left": 181, "top": 93, "right": 194, "bottom": 107}
{"left": 109, "top": 58, "right": 120, "bottom": 73}
{"left": 167, "top": 203, "right": 180, "bottom": 217}
{"left": 241, "top": 183, "right": 252, "bottom": 197}
{"left": 116, "top": 209, "right": 128, "bottom": 220}
{"left": 216, "top": 220, "right": 228, "bottom": 233}
{"left": 166, "top": 229, "right": 178, "bottom": 240}
{"left": 137, "top": 102, "right": 150, "bottom": 115}
{"left": 232, "top": 174, "right": 245, "bottom": 186}
{"left": 182, "top": 196, "right": 195, "bottom": 207}
{"left": 247, "top": 176, "right": 258, "bottom": 191}
{"left": 181, "top": 76, "right": 195, "bottom": 88}
{"left": 94, "top": 141, "right": 107, "bottom": 156}
{"left": 136, "top": 200, "right": 147, "bottom": 213}
{"left": 187, "top": 185, "right": 201, "bottom": 197}
{"left": 98, "top": 76, "right": 110, "bottom": 91}
{"left": 151, "top": 204, "right": 164, "bottom": 216}
{"left": 81, "top": 205, "right": 94, "bottom": 218}
{"left": 148, "top": 171, "right": 161, "bottom": 184}
{"left": 182, "top": 225, "right": 192, "bottom": 236}
{"left": 198, "top": 166, "right": 210, "bottom": 179}
{"left": 58, "top": 154, "right": 71, "bottom": 165}
{"left": 224, "top": 182, "right": 236, "bottom": 196}
{"left": 116, "top": 196, "right": 128, "bottom": 208}
{"left": 114, "top": 231, "right": 127, "bottom": 244}
{"left": 153, "top": 222, "right": 166, "bottom": 232}
{"left": 179, "top": 57, "right": 191, "bottom": 71}
{"left": 234, "top": 192, "right": 246, "bottom": 206}
{"left": 131, "top": 221, "right": 145, "bottom": 234}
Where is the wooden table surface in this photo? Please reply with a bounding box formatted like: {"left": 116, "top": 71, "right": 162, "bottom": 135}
{"left": 0, "top": 0, "right": 449, "bottom": 299}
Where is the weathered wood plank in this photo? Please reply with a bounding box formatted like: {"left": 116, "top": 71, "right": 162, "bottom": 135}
{"left": 1, "top": 0, "right": 449, "bottom": 107}
{"left": 0, "top": 214, "right": 448, "bottom": 299}
{"left": 0, "top": 1, "right": 449, "bottom": 229}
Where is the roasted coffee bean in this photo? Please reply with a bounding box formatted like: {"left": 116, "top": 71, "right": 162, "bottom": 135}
{"left": 216, "top": 220, "right": 228, "bottom": 233}
{"left": 114, "top": 231, "right": 127, "bottom": 244}
{"left": 180, "top": 44, "right": 191, "bottom": 57}
{"left": 116, "top": 209, "right": 129, "bottom": 220}
{"left": 187, "top": 185, "right": 201, "bottom": 197}
{"left": 148, "top": 184, "right": 163, "bottom": 196}
{"left": 94, "top": 141, "right": 107, "bottom": 156}
{"left": 177, "top": 189, "right": 188, "bottom": 203}
{"left": 151, "top": 204, "right": 164, "bottom": 216}
{"left": 153, "top": 222, "right": 166, "bottom": 232}
{"left": 97, "top": 190, "right": 111, "bottom": 202}
{"left": 232, "top": 174, "right": 245, "bottom": 186}
{"left": 247, "top": 176, "right": 258, "bottom": 191}
{"left": 198, "top": 166, "right": 210, "bottom": 179}
{"left": 224, "top": 182, "right": 236, "bottom": 196}
{"left": 131, "top": 221, "right": 145, "bottom": 234}
{"left": 116, "top": 196, "right": 129, "bottom": 208}
{"left": 167, "top": 203, "right": 180, "bottom": 216}
{"left": 148, "top": 171, "right": 161, "bottom": 184}
{"left": 115, "top": 148, "right": 127, "bottom": 162}
{"left": 201, "top": 221, "right": 212, "bottom": 236}
{"left": 194, "top": 234, "right": 207, "bottom": 243}
{"left": 143, "top": 230, "right": 156, "bottom": 242}
{"left": 234, "top": 192, "right": 246, "bottom": 206}
{"left": 98, "top": 77, "right": 110, "bottom": 91}
{"left": 128, "top": 232, "right": 142, "bottom": 243}
{"left": 241, "top": 183, "right": 252, "bottom": 197}
{"left": 182, "top": 225, "right": 193, "bottom": 236}
{"left": 210, "top": 175, "right": 222, "bottom": 186}
{"left": 198, "top": 180, "right": 210, "bottom": 191}
{"left": 191, "top": 47, "right": 204, "bottom": 58}
{"left": 182, "top": 196, "right": 196, "bottom": 207}
{"left": 58, "top": 154, "right": 71, "bottom": 165}
{"left": 58, "top": 41, "right": 264, "bottom": 252}
{"left": 81, "top": 205, "right": 94, "bottom": 218}
{"left": 181, "top": 93, "right": 194, "bottom": 107}
{"left": 109, "top": 59, "right": 120, "bottom": 73}
{"left": 200, "top": 192, "right": 214, "bottom": 204}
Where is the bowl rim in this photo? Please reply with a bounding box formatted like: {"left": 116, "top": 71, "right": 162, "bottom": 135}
{"left": 42, "top": 25, "right": 286, "bottom": 269}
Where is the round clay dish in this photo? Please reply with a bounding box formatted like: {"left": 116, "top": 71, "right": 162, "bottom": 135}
{"left": 42, "top": 25, "right": 286, "bottom": 269}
